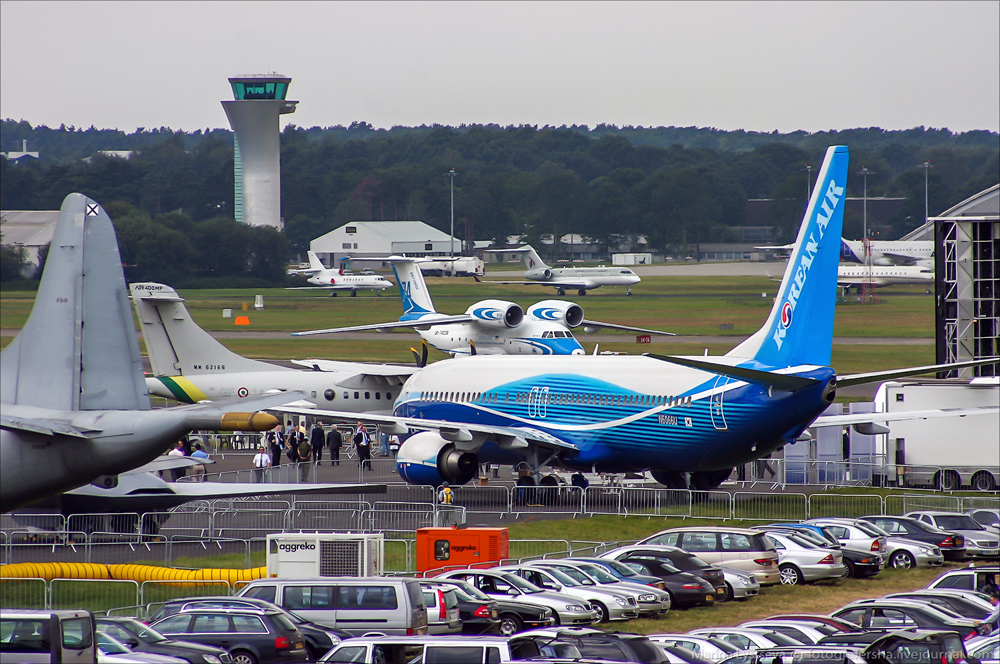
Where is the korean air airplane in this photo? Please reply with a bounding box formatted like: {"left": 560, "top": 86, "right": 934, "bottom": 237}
{"left": 279, "top": 146, "right": 996, "bottom": 491}
{"left": 294, "top": 257, "right": 671, "bottom": 358}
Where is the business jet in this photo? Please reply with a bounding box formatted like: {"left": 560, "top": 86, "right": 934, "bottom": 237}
{"left": 131, "top": 283, "right": 418, "bottom": 410}
{"left": 293, "top": 257, "right": 672, "bottom": 357}
{"left": 841, "top": 238, "right": 934, "bottom": 268}
{"left": 0, "top": 195, "right": 288, "bottom": 512}
{"left": 837, "top": 264, "right": 934, "bottom": 293}
{"left": 479, "top": 245, "right": 641, "bottom": 295}
{"left": 276, "top": 147, "right": 996, "bottom": 492}
{"left": 287, "top": 251, "right": 393, "bottom": 296}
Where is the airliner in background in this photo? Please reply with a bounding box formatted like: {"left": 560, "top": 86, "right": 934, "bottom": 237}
{"left": 293, "top": 257, "right": 672, "bottom": 357}
{"left": 840, "top": 238, "right": 934, "bottom": 268}
{"left": 837, "top": 264, "right": 934, "bottom": 293}
{"left": 277, "top": 146, "right": 996, "bottom": 492}
{"left": 479, "top": 245, "right": 641, "bottom": 296}
{"left": 287, "top": 251, "right": 393, "bottom": 296}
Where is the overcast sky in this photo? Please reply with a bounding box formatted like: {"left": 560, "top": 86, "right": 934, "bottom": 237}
{"left": 2, "top": 1, "right": 998, "bottom": 135}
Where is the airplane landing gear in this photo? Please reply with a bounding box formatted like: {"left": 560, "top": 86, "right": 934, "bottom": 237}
{"left": 626, "top": 287, "right": 633, "bottom": 296}
{"left": 578, "top": 289, "right": 587, "bottom": 296}
{"left": 557, "top": 288, "right": 566, "bottom": 296}
{"left": 330, "top": 291, "right": 338, "bottom": 297}
{"left": 351, "top": 290, "right": 358, "bottom": 297}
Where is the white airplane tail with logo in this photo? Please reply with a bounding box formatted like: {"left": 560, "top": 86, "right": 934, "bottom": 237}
{"left": 513, "top": 245, "right": 549, "bottom": 270}
{"left": 130, "top": 283, "right": 283, "bottom": 376}
{"left": 389, "top": 258, "right": 438, "bottom": 317}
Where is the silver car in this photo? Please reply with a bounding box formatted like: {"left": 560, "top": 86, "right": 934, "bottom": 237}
{"left": 529, "top": 559, "right": 672, "bottom": 617}
{"left": 436, "top": 569, "right": 599, "bottom": 626}
{"left": 687, "top": 628, "right": 802, "bottom": 650}
{"left": 969, "top": 509, "right": 1000, "bottom": 536}
{"left": 737, "top": 620, "right": 828, "bottom": 645}
{"left": 966, "top": 635, "right": 1000, "bottom": 664}
{"left": 646, "top": 634, "right": 742, "bottom": 662}
{"left": 805, "top": 518, "right": 888, "bottom": 557}
{"left": 720, "top": 567, "right": 759, "bottom": 600}
{"left": 497, "top": 564, "right": 639, "bottom": 622}
{"left": 821, "top": 517, "right": 944, "bottom": 569}
{"left": 759, "top": 530, "right": 845, "bottom": 584}
{"left": 906, "top": 511, "right": 1000, "bottom": 558}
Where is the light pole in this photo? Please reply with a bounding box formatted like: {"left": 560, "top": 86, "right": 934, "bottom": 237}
{"left": 447, "top": 168, "right": 457, "bottom": 276}
{"left": 801, "top": 164, "right": 813, "bottom": 201}
{"left": 921, "top": 161, "right": 932, "bottom": 225}
{"left": 858, "top": 166, "right": 874, "bottom": 240}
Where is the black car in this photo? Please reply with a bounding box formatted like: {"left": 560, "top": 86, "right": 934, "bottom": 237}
{"left": 860, "top": 515, "right": 968, "bottom": 561}
{"left": 151, "top": 608, "right": 308, "bottom": 664}
{"left": 831, "top": 599, "right": 978, "bottom": 639}
{"left": 573, "top": 557, "right": 669, "bottom": 589}
{"left": 840, "top": 547, "right": 883, "bottom": 579}
{"left": 96, "top": 616, "right": 231, "bottom": 663}
{"left": 147, "top": 596, "right": 344, "bottom": 662}
{"left": 422, "top": 578, "right": 555, "bottom": 636}
{"left": 607, "top": 546, "right": 725, "bottom": 597}
{"left": 604, "top": 553, "right": 717, "bottom": 609}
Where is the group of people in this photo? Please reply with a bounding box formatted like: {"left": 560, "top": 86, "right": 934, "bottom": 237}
{"left": 164, "top": 438, "right": 210, "bottom": 482}
{"left": 252, "top": 421, "right": 394, "bottom": 482}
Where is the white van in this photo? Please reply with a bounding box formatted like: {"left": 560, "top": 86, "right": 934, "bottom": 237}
{"left": 0, "top": 609, "right": 97, "bottom": 664}
{"left": 319, "top": 634, "right": 542, "bottom": 663}
{"left": 238, "top": 577, "right": 427, "bottom": 636}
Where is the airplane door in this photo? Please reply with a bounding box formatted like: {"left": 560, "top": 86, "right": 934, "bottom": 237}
{"left": 710, "top": 376, "right": 728, "bottom": 430}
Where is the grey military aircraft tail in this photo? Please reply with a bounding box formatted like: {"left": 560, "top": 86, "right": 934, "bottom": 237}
{"left": 0, "top": 194, "right": 287, "bottom": 512}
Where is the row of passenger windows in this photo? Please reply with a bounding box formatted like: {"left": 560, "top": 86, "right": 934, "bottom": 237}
{"left": 419, "top": 390, "right": 692, "bottom": 407}
{"left": 322, "top": 389, "right": 395, "bottom": 402}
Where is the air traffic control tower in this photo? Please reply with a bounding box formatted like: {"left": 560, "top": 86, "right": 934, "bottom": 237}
{"left": 222, "top": 74, "right": 297, "bottom": 229}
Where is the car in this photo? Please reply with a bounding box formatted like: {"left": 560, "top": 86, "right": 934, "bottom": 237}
{"left": 883, "top": 589, "right": 995, "bottom": 620}
{"left": 860, "top": 515, "right": 968, "bottom": 561}
{"left": 965, "top": 634, "right": 1000, "bottom": 664}
{"left": 1, "top": 609, "right": 98, "bottom": 664}
{"left": 660, "top": 644, "right": 714, "bottom": 664}
{"left": 686, "top": 628, "right": 802, "bottom": 650}
{"left": 526, "top": 559, "right": 672, "bottom": 616}
{"left": 418, "top": 579, "right": 499, "bottom": 635}
{"left": 927, "top": 564, "right": 1000, "bottom": 595}
{"left": 811, "top": 517, "right": 943, "bottom": 569}
{"left": 719, "top": 568, "right": 759, "bottom": 601}
{"left": 435, "top": 568, "right": 599, "bottom": 626}
{"left": 804, "top": 518, "right": 888, "bottom": 557}
{"left": 97, "top": 631, "right": 188, "bottom": 663}
{"left": 150, "top": 608, "right": 308, "bottom": 664}
{"left": 418, "top": 582, "right": 462, "bottom": 635}
{"left": 717, "top": 646, "right": 868, "bottom": 664}
{"left": 737, "top": 621, "right": 829, "bottom": 644}
{"left": 572, "top": 556, "right": 671, "bottom": 589}
{"left": 498, "top": 563, "right": 640, "bottom": 622}
{"left": 763, "top": 615, "right": 862, "bottom": 633}
{"left": 905, "top": 511, "right": 1000, "bottom": 558}
{"left": 970, "top": 509, "right": 1000, "bottom": 535}
{"left": 600, "top": 545, "right": 726, "bottom": 602}
{"left": 96, "top": 617, "right": 232, "bottom": 663}
{"left": 635, "top": 527, "right": 780, "bottom": 585}
{"left": 646, "top": 634, "right": 742, "bottom": 663}
{"left": 317, "top": 633, "right": 545, "bottom": 663}
{"left": 517, "top": 627, "right": 670, "bottom": 664}
{"left": 831, "top": 598, "right": 979, "bottom": 638}
{"left": 144, "top": 597, "right": 342, "bottom": 662}
{"left": 597, "top": 547, "right": 719, "bottom": 609}
{"left": 757, "top": 530, "right": 845, "bottom": 584}
{"left": 759, "top": 524, "right": 883, "bottom": 578}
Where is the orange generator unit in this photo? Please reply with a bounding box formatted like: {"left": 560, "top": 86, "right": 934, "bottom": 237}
{"left": 416, "top": 526, "right": 509, "bottom": 574}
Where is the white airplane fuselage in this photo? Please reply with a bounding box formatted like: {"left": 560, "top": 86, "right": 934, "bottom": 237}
{"left": 837, "top": 264, "right": 934, "bottom": 289}
{"left": 841, "top": 239, "right": 934, "bottom": 268}
{"left": 307, "top": 271, "right": 393, "bottom": 292}
{"left": 524, "top": 266, "right": 641, "bottom": 292}
{"left": 407, "top": 314, "right": 584, "bottom": 356}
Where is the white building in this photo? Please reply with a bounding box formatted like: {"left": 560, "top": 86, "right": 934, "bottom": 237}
{"left": 310, "top": 221, "right": 461, "bottom": 265}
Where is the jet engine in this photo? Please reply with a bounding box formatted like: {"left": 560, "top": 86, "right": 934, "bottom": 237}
{"left": 465, "top": 300, "right": 523, "bottom": 329}
{"left": 525, "top": 268, "right": 553, "bottom": 280}
{"left": 395, "top": 432, "right": 479, "bottom": 486}
{"left": 526, "top": 300, "right": 584, "bottom": 328}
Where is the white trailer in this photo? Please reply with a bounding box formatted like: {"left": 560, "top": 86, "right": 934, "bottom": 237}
{"left": 418, "top": 256, "right": 484, "bottom": 277}
{"left": 873, "top": 377, "right": 999, "bottom": 491}
{"left": 612, "top": 253, "right": 652, "bottom": 266}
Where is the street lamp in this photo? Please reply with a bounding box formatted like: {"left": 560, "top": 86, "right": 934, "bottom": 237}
{"left": 801, "top": 164, "right": 813, "bottom": 201}
{"left": 858, "top": 166, "right": 874, "bottom": 240}
{"left": 921, "top": 161, "right": 932, "bottom": 225}
{"left": 447, "top": 168, "right": 457, "bottom": 276}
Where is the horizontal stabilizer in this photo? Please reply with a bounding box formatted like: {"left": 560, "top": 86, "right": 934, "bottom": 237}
{"left": 0, "top": 414, "right": 101, "bottom": 438}
{"left": 838, "top": 357, "right": 999, "bottom": 388}
{"left": 812, "top": 406, "right": 999, "bottom": 428}
{"left": 643, "top": 353, "right": 819, "bottom": 391}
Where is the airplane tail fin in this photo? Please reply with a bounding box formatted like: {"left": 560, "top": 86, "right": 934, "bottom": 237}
{"left": 0, "top": 194, "right": 149, "bottom": 411}
{"left": 307, "top": 251, "right": 326, "bottom": 272}
{"left": 727, "top": 146, "right": 849, "bottom": 368}
{"left": 130, "top": 283, "right": 283, "bottom": 376}
{"left": 517, "top": 245, "right": 549, "bottom": 270}
{"left": 387, "top": 257, "right": 436, "bottom": 317}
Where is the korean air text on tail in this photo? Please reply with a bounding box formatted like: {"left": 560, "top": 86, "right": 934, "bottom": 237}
{"left": 729, "top": 145, "right": 848, "bottom": 369}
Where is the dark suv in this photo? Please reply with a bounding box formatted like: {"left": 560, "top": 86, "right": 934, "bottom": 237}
{"left": 96, "top": 616, "right": 231, "bottom": 663}
{"left": 151, "top": 608, "right": 308, "bottom": 664}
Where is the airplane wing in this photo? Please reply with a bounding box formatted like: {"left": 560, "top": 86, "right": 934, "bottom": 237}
{"left": 272, "top": 404, "right": 579, "bottom": 454}
{"left": 0, "top": 414, "right": 102, "bottom": 438}
{"left": 880, "top": 252, "right": 922, "bottom": 266}
{"left": 579, "top": 319, "right": 675, "bottom": 336}
{"left": 811, "top": 407, "right": 999, "bottom": 428}
{"left": 292, "top": 315, "right": 476, "bottom": 336}
{"left": 475, "top": 278, "right": 592, "bottom": 289}
{"left": 124, "top": 456, "right": 216, "bottom": 475}
{"left": 289, "top": 359, "right": 420, "bottom": 376}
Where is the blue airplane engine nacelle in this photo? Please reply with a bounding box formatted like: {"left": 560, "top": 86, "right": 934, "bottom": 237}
{"left": 465, "top": 300, "right": 524, "bottom": 329}
{"left": 395, "top": 431, "right": 479, "bottom": 486}
{"left": 526, "top": 300, "right": 584, "bottom": 328}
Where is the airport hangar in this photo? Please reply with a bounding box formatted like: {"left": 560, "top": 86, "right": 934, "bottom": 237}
{"left": 308, "top": 220, "right": 465, "bottom": 266}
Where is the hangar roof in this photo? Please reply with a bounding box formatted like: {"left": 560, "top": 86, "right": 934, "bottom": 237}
{"left": 0, "top": 210, "right": 60, "bottom": 248}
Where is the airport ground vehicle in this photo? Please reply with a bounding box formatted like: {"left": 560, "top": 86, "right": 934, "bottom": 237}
{"left": 150, "top": 608, "right": 307, "bottom": 664}
{"left": 237, "top": 577, "right": 427, "bottom": 636}
{"left": 499, "top": 563, "right": 640, "bottom": 622}
{"left": 905, "top": 512, "right": 1000, "bottom": 558}
{"left": 636, "top": 527, "right": 780, "bottom": 585}
{"left": 0, "top": 609, "right": 97, "bottom": 664}
{"left": 436, "top": 569, "right": 599, "bottom": 626}
{"left": 144, "top": 598, "right": 342, "bottom": 661}
{"left": 600, "top": 545, "right": 726, "bottom": 602}
{"left": 860, "top": 515, "right": 968, "bottom": 561}
{"left": 417, "top": 583, "right": 462, "bottom": 635}
{"left": 810, "top": 518, "right": 942, "bottom": 569}
{"left": 758, "top": 530, "right": 845, "bottom": 584}
{"left": 95, "top": 618, "right": 231, "bottom": 663}
{"left": 318, "top": 634, "right": 542, "bottom": 663}
{"left": 831, "top": 598, "right": 978, "bottom": 638}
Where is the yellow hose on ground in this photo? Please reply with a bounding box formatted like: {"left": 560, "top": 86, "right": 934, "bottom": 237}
{"left": 0, "top": 562, "right": 265, "bottom": 585}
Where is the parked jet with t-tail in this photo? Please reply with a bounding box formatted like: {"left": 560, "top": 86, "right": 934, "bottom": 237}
{"left": 479, "top": 245, "right": 641, "bottom": 295}
{"left": 287, "top": 251, "right": 393, "bottom": 296}
{"left": 292, "top": 257, "right": 672, "bottom": 357}
{"left": 276, "top": 147, "right": 997, "bottom": 492}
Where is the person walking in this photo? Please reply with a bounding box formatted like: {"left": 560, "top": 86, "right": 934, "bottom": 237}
{"left": 167, "top": 441, "right": 186, "bottom": 482}
{"left": 267, "top": 425, "right": 283, "bottom": 468}
{"left": 297, "top": 434, "right": 313, "bottom": 482}
{"left": 354, "top": 423, "right": 371, "bottom": 471}
{"left": 326, "top": 426, "right": 343, "bottom": 466}
{"left": 437, "top": 481, "right": 455, "bottom": 525}
{"left": 310, "top": 421, "right": 326, "bottom": 465}
{"left": 190, "top": 443, "right": 209, "bottom": 481}
{"left": 251, "top": 445, "right": 271, "bottom": 483}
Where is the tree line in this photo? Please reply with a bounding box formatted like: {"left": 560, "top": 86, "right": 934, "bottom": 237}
{"left": 2, "top": 120, "right": 997, "bottom": 286}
